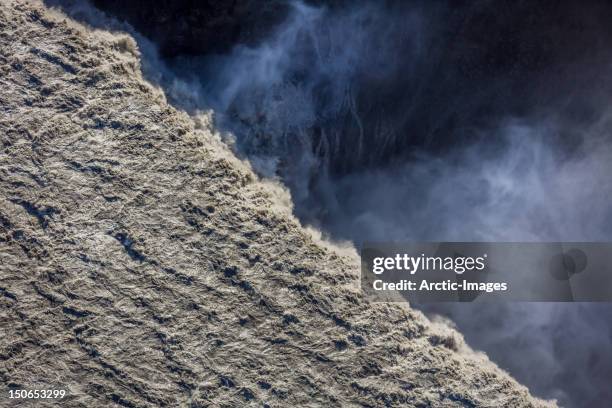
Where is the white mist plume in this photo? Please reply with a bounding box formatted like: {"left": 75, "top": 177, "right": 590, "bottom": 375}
{"left": 170, "top": 4, "right": 612, "bottom": 406}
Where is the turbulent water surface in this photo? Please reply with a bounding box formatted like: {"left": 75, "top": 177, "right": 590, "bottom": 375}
{"left": 91, "top": 1, "right": 612, "bottom": 407}
{"left": 0, "top": 1, "right": 558, "bottom": 407}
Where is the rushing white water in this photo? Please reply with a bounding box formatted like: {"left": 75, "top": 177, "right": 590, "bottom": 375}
{"left": 56, "top": 1, "right": 612, "bottom": 406}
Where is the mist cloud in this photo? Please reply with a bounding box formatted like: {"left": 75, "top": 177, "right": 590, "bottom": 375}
{"left": 179, "top": 3, "right": 612, "bottom": 406}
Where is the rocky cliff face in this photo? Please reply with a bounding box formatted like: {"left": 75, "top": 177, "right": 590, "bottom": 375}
{"left": 0, "top": 2, "right": 553, "bottom": 407}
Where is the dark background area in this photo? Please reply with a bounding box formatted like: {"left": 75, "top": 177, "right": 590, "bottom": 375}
{"left": 93, "top": 0, "right": 612, "bottom": 172}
